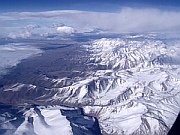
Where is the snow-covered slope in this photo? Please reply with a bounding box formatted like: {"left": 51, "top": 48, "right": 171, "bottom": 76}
{"left": 1, "top": 36, "right": 180, "bottom": 135}
{"left": 82, "top": 38, "right": 180, "bottom": 135}
{"left": 16, "top": 107, "right": 72, "bottom": 135}
{"left": 48, "top": 37, "right": 180, "bottom": 135}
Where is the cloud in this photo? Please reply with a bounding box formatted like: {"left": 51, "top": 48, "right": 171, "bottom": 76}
{"left": 0, "top": 44, "right": 41, "bottom": 77}
{"left": 56, "top": 26, "right": 75, "bottom": 34}
{"left": 1, "top": 8, "right": 180, "bottom": 36}
{"left": 8, "top": 31, "right": 32, "bottom": 39}
{"left": 25, "top": 24, "right": 40, "bottom": 31}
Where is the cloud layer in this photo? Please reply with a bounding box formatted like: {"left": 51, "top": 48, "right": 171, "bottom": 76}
{"left": 1, "top": 8, "right": 180, "bottom": 38}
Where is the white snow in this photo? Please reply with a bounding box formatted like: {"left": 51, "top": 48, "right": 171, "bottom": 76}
{"left": 14, "top": 117, "right": 35, "bottom": 135}
{"left": 14, "top": 107, "right": 73, "bottom": 135}
{"left": 33, "top": 108, "right": 72, "bottom": 135}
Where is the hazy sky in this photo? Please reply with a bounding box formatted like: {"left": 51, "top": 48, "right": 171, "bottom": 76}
{"left": 1, "top": 0, "right": 180, "bottom": 38}
{"left": 1, "top": 0, "right": 180, "bottom": 12}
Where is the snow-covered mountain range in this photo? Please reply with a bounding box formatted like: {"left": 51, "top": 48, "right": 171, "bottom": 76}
{"left": 0, "top": 35, "right": 180, "bottom": 135}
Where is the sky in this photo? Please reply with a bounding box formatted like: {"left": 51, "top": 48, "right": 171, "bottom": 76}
{"left": 1, "top": 0, "right": 180, "bottom": 38}
{"left": 0, "top": 0, "right": 180, "bottom": 12}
